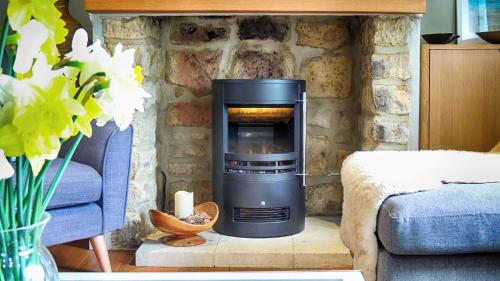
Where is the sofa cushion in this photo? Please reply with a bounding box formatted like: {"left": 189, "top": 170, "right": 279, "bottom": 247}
{"left": 45, "top": 158, "right": 102, "bottom": 210}
{"left": 377, "top": 182, "right": 500, "bottom": 255}
{"left": 44, "top": 203, "right": 103, "bottom": 246}
{"left": 377, "top": 248, "right": 500, "bottom": 281}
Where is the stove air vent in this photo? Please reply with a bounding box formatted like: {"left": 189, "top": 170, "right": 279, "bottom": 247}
{"left": 234, "top": 207, "right": 290, "bottom": 223}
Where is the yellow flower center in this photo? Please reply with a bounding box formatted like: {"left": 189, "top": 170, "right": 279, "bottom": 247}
{"left": 134, "top": 66, "right": 144, "bottom": 86}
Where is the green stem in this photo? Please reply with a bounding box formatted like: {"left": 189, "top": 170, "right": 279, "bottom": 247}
{"left": 22, "top": 158, "right": 29, "bottom": 198}
{"left": 32, "top": 179, "right": 43, "bottom": 225}
{"left": 6, "top": 46, "right": 15, "bottom": 76}
{"left": 23, "top": 170, "right": 34, "bottom": 225}
{"left": 41, "top": 132, "right": 84, "bottom": 213}
{"left": 16, "top": 157, "right": 24, "bottom": 226}
{"left": 0, "top": 18, "right": 8, "bottom": 65}
{"left": 6, "top": 179, "right": 22, "bottom": 278}
{"left": 33, "top": 160, "right": 53, "bottom": 189}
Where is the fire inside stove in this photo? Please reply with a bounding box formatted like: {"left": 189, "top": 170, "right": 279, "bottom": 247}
{"left": 228, "top": 106, "right": 295, "bottom": 155}
{"left": 228, "top": 107, "right": 294, "bottom": 123}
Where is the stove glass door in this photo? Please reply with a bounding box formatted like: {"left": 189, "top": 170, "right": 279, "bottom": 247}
{"left": 227, "top": 106, "right": 294, "bottom": 155}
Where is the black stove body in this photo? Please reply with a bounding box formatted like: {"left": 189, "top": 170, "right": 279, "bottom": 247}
{"left": 212, "top": 79, "right": 306, "bottom": 238}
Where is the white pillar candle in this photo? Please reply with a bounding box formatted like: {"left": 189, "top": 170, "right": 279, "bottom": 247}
{"left": 174, "top": 191, "right": 193, "bottom": 218}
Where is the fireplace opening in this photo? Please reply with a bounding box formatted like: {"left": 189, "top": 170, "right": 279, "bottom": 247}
{"left": 213, "top": 79, "right": 306, "bottom": 238}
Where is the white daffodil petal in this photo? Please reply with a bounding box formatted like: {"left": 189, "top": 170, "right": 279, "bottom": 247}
{"left": 0, "top": 75, "right": 36, "bottom": 106}
{"left": 28, "top": 56, "right": 65, "bottom": 89}
{"left": 0, "top": 149, "right": 14, "bottom": 180}
{"left": 66, "top": 28, "right": 90, "bottom": 61}
{"left": 72, "top": 28, "right": 88, "bottom": 52}
{"left": 13, "top": 20, "right": 49, "bottom": 74}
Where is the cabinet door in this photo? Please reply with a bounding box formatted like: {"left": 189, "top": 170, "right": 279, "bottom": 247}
{"left": 429, "top": 49, "right": 500, "bottom": 152}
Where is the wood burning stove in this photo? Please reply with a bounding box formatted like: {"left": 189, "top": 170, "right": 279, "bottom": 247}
{"left": 212, "top": 79, "right": 306, "bottom": 237}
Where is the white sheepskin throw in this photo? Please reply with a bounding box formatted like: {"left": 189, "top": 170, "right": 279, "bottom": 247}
{"left": 340, "top": 150, "right": 500, "bottom": 281}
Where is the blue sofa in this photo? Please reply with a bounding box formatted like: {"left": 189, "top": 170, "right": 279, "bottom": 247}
{"left": 42, "top": 122, "right": 133, "bottom": 271}
{"left": 376, "top": 182, "right": 500, "bottom": 281}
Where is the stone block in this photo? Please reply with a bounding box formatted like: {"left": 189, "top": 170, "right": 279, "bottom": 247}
{"left": 305, "top": 183, "right": 343, "bottom": 216}
{"left": 237, "top": 16, "right": 289, "bottom": 41}
{"left": 130, "top": 149, "right": 157, "bottom": 181}
{"left": 338, "top": 111, "right": 354, "bottom": 131}
{"left": 370, "top": 54, "right": 411, "bottom": 80}
{"left": 366, "top": 117, "right": 409, "bottom": 144}
{"left": 172, "top": 131, "right": 209, "bottom": 141}
{"left": 296, "top": 18, "right": 349, "bottom": 50}
{"left": 300, "top": 56, "right": 352, "bottom": 98}
{"left": 103, "top": 17, "right": 160, "bottom": 40}
{"left": 308, "top": 101, "right": 333, "bottom": 129}
{"left": 335, "top": 132, "right": 356, "bottom": 145}
{"left": 170, "top": 144, "right": 207, "bottom": 158}
{"left": 336, "top": 149, "right": 353, "bottom": 170}
{"left": 141, "top": 79, "right": 162, "bottom": 109}
{"left": 170, "top": 22, "right": 230, "bottom": 45}
{"left": 229, "top": 45, "right": 295, "bottom": 79}
{"left": 165, "top": 50, "right": 222, "bottom": 97}
{"left": 132, "top": 106, "right": 156, "bottom": 138}
{"left": 362, "top": 17, "right": 410, "bottom": 48}
{"left": 372, "top": 85, "right": 410, "bottom": 115}
{"left": 166, "top": 102, "right": 212, "bottom": 128}
{"left": 306, "top": 135, "right": 330, "bottom": 176}
{"left": 167, "top": 162, "right": 210, "bottom": 177}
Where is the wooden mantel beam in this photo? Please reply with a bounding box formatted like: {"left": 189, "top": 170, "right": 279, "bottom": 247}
{"left": 85, "top": 0, "right": 426, "bottom": 15}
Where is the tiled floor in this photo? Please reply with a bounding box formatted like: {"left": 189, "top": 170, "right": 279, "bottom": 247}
{"left": 136, "top": 217, "right": 352, "bottom": 268}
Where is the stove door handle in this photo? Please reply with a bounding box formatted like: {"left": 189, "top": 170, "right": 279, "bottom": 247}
{"left": 301, "top": 91, "right": 307, "bottom": 187}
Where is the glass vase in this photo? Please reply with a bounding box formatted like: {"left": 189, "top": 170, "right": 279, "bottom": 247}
{"left": 0, "top": 213, "right": 58, "bottom": 281}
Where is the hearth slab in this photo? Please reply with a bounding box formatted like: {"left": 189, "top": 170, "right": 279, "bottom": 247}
{"left": 135, "top": 217, "right": 352, "bottom": 268}
{"left": 215, "top": 234, "right": 294, "bottom": 268}
{"left": 292, "top": 217, "right": 351, "bottom": 268}
{"left": 135, "top": 230, "right": 220, "bottom": 267}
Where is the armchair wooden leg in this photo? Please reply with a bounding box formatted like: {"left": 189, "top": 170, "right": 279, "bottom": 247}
{"left": 89, "top": 235, "right": 112, "bottom": 272}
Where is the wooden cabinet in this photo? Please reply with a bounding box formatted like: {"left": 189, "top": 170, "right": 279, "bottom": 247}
{"left": 420, "top": 44, "right": 500, "bottom": 152}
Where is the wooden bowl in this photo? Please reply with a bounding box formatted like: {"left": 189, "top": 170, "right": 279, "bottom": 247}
{"left": 422, "top": 33, "right": 460, "bottom": 44}
{"left": 149, "top": 202, "right": 219, "bottom": 247}
{"left": 476, "top": 31, "right": 500, "bottom": 44}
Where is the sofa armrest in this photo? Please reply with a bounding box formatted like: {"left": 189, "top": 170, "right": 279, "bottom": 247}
{"left": 60, "top": 122, "right": 133, "bottom": 233}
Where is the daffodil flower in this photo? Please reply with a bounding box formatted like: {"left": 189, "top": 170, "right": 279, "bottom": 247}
{"left": 13, "top": 20, "right": 49, "bottom": 74}
{"left": 7, "top": 0, "right": 68, "bottom": 64}
{"left": 67, "top": 29, "right": 151, "bottom": 131}
{"left": 15, "top": 76, "right": 85, "bottom": 174}
{"left": 0, "top": 73, "right": 85, "bottom": 175}
{"left": 0, "top": 149, "right": 14, "bottom": 180}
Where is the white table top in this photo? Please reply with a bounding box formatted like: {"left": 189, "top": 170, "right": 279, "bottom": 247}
{"left": 59, "top": 271, "right": 365, "bottom": 281}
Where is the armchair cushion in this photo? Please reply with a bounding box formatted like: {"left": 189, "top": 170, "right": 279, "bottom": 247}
{"left": 45, "top": 158, "right": 102, "bottom": 210}
{"left": 377, "top": 182, "right": 500, "bottom": 255}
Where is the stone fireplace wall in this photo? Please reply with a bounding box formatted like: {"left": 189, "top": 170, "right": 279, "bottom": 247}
{"left": 96, "top": 15, "right": 420, "bottom": 249}
{"left": 159, "top": 16, "right": 359, "bottom": 220}
{"left": 359, "top": 17, "right": 420, "bottom": 150}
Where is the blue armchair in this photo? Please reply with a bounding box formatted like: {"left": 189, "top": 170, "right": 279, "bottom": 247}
{"left": 42, "top": 122, "right": 133, "bottom": 272}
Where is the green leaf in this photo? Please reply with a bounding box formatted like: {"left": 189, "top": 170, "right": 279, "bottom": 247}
{"left": 6, "top": 33, "right": 20, "bottom": 45}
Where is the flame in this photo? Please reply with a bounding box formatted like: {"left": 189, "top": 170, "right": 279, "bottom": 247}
{"left": 228, "top": 107, "right": 294, "bottom": 123}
